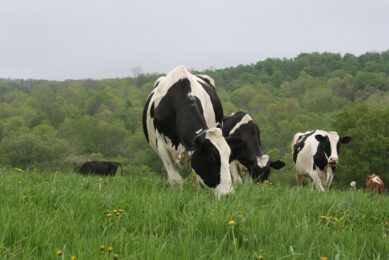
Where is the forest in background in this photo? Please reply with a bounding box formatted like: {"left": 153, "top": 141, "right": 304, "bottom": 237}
{"left": 1, "top": 51, "right": 389, "bottom": 188}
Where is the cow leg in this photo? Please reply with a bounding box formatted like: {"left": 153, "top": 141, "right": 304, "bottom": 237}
{"left": 325, "top": 170, "right": 333, "bottom": 191}
{"left": 229, "top": 161, "right": 243, "bottom": 184}
{"left": 310, "top": 172, "right": 325, "bottom": 192}
{"left": 296, "top": 173, "right": 304, "bottom": 186}
{"left": 157, "top": 142, "right": 182, "bottom": 187}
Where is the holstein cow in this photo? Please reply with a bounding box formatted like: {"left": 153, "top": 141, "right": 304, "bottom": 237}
{"left": 366, "top": 174, "right": 385, "bottom": 194}
{"left": 142, "top": 65, "right": 238, "bottom": 196}
{"left": 292, "top": 130, "right": 351, "bottom": 191}
{"left": 79, "top": 161, "right": 123, "bottom": 176}
{"left": 222, "top": 112, "right": 285, "bottom": 183}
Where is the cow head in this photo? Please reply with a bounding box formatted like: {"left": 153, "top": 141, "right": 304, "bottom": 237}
{"left": 191, "top": 128, "right": 233, "bottom": 196}
{"left": 315, "top": 132, "right": 351, "bottom": 168}
{"left": 252, "top": 155, "right": 286, "bottom": 182}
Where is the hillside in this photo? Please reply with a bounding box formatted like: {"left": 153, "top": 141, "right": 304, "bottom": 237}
{"left": 1, "top": 51, "right": 389, "bottom": 188}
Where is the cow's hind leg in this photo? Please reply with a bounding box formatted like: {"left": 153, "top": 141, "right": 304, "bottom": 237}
{"left": 157, "top": 142, "right": 182, "bottom": 187}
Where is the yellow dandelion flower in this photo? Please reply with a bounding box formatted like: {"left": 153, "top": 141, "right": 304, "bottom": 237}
{"left": 113, "top": 210, "right": 118, "bottom": 213}
{"left": 228, "top": 220, "right": 235, "bottom": 225}
{"left": 107, "top": 213, "right": 112, "bottom": 217}
{"left": 257, "top": 256, "right": 263, "bottom": 259}
{"left": 114, "top": 254, "right": 119, "bottom": 259}
{"left": 56, "top": 250, "right": 62, "bottom": 256}
{"left": 71, "top": 256, "right": 76, "bottom": 260}
{"left": 320, "top": 216, "right": 327, "bottom": 219}
{"left": 100, "top": 245, "right": 105, "bottom": 251}
{"left": 328, "top": 216, "right": 333, "bottom": 219}
{"left": 321, "top": 257, "right": 328, "bottom": 260}
{"left": 357, "top": 189, "right": 361, "bottom": 192}
{"left": 108, "top": 247, "right": 113, "bottom": 253}
{"left": 116, "top": 212, "right": 120, "bottom": 216}
{"left": 118, "top": 209, "right": 124, "bottom": 213}
{"left": 334, "top": 217, "right": 338, "bottom": 221}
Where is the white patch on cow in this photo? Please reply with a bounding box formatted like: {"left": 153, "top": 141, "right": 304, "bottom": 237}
{"left": 372, "top": 176, "right": 383, "bottom": 184}
{"left": 154, "top": 76, "right": 166, "bottom": 88}
{"left": 327, "top": 131, "right": 340, "bottom": 160}
{"left": 257, "top": 155, "right": 269, "bottom": 168}
{"left": 195, "top": 128, "right": 203, "bottom": 134}
{"left": 206, "top": 128, "right": 234, "bottom": 196}
{"left": 229, "top": 114, "right": 253, "bottom": 135}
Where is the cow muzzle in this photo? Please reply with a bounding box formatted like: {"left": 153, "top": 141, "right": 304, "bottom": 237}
{"left": 328, "top": 157, "right": 338, "bottom": 167}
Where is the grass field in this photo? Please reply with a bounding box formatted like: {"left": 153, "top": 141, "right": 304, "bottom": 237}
{"left": 0, "top": 169, "right": 388, "bottom": 259}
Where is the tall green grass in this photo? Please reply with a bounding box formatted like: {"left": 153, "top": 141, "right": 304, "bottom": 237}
{"left": 0, "top": 169, "right": 388, "bottom": 259}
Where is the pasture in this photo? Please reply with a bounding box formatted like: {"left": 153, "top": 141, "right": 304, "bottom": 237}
{"left": 0, "top": 169, "right": 388, "bottom": 259}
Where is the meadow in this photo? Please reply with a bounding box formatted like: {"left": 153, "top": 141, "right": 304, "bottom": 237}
{"left": 0, "top": 169, "right": 388, "bottom": 259}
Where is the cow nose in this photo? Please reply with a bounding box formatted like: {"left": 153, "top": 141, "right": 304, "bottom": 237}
{"left": 329, "top": 157, "right": 338, "bottom": 164}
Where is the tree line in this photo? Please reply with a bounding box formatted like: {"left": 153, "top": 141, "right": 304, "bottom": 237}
{"left": 1, "top": 51, "right": 388, "bottom": 188}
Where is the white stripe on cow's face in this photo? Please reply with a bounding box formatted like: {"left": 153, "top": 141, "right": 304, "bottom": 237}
{"left": 206, "top": 128, "right": 234, "bottom": 196}
{"left": 257, "top": 155, "right": 269, "bottom": 168}
{"left": 372, "top": 176, "right": 383, "bottom": 184}
{"left": 229, "top": 114, "right": 253, "bottom": 136}
{"left": 327, "top": 132, "right": 340, "bottom": 160}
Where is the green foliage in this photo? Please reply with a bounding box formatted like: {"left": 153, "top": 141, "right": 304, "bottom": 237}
{"left": 0, "top": 51, "right": 389, "bottom": 187}
{"left": 332, "top": 105, "right": 389, "bottom": 187}
{"left": 0, "top": 170, "right": 388, "bottom": 259}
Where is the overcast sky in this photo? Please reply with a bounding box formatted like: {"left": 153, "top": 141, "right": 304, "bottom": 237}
{"left": 1, "top": 0, "right": 388, "bottom": 80}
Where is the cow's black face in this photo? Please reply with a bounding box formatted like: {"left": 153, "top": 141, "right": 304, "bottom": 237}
{"left": 252, "top": 160, "right": 285, "bottom": 182}
{"left": 191, "top": 135, "right": 221, "bottom": 188}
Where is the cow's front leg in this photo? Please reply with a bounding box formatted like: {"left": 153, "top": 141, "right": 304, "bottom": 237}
{"left": 157, "top": 142, "right": 182, "bottom": 188}
{"left": 325, "top": 170, "right": 333, "bottom": 191}
{"left": 310, "top": 171, "right": 325, "bottom": 192}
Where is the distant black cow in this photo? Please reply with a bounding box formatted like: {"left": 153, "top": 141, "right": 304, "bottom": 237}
{"left": 222, "top": 112, "right": 285, "bottom": 183}
{"left": 79, "top": 161, "right": 123, "bottom": 176}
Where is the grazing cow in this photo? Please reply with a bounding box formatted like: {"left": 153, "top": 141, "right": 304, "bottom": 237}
{"left": 366, "top": 174, "right": 385, "bottom": 194}
{"left": 222, "top": 112, "right": 285, "bottom": 183}
{"left": 292, "top": 130, "right": 351, "bottom": 191}
{"left": 79, "top": 161, "right": 123, "bottom": 176}
{"left": 142, "top": 65, "right": 238, "bottom": 196}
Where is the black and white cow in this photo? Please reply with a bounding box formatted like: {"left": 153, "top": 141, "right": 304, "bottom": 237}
{"left": 222, "top": 112, "right": 285, "bottom": 183}
{"left": 292, "top": 130, "right": 351, "bottom": 191}
{"left": 142, "top": 65, "right": 238, "bottom": 196}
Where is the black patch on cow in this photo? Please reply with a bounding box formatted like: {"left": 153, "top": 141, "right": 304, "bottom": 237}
{"left": 223, "top": 112, "right": 263, "bottom": 176}
{"left": 142, "top": 92, "right": 154, "bottom": 143}
{"left": 293, "top": 130, "right": 316, "bottom": 163}
{"left": 313, "top": 135, "right": 331, "bottom": 171}
{"left": 222, "top": 112, "right": 246, "bottom": 137}
{"left": 191, "top": 135, "right": 221, "bottom": 188}
{"left": 150, "top": 102, "right": 154, "bottom": 118}
{"left": 196, "top": 75, "right": 213, "bottom": 87}
{"left": 79, "top": 161, "right": 123, "bottom": 176}
{"left": 152, "top": 78, "right": 210, "bottom": 150}
{"left": 197, "top": 80, "right": 224, "bottom": 127}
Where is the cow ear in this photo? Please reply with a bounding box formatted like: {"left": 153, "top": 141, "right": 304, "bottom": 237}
{"left": 340, "top": 136, "right": 352, "bottom": 144}
{"left": 315, "top": 134, "right": 326, "bottom": 142}
{"left": 270, "top": 160, "right": 285, "bottom": 170}
{"left": 225, "top": 136, "right": 245, "bottom": 161}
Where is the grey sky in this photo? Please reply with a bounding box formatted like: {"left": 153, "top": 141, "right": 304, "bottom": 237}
{"left": 1, "top": 0, "right": 388, "bottom": 80}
